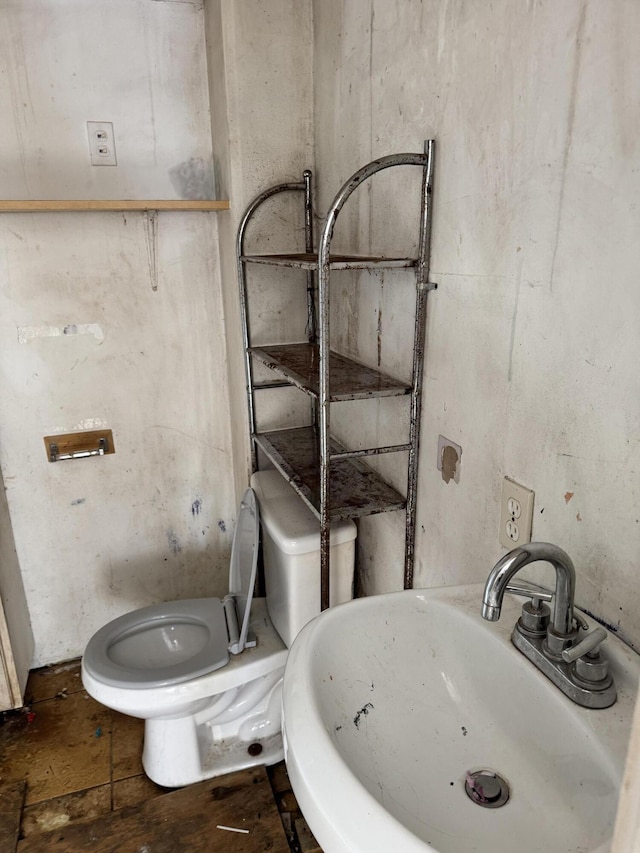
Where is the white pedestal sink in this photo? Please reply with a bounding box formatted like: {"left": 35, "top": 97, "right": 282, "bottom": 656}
{"left": 282, "top": 585, "right": 639, "bottom": 853}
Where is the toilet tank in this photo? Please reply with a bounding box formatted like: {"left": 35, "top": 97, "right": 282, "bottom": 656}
{"left": 250, "top": 470, "right": 356, "bottom": 648}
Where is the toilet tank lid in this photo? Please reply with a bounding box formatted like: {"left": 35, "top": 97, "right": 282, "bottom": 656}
{"left": 250, "top": 470, "right": 356, "bottom": 556}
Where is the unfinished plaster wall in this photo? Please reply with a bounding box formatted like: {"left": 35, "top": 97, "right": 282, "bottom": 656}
{"left": 204, "top": 0, "right": 315, "bottom": 498}
{"left": 0, "top": 0, "right": 236, "bottom": 665}
{"left": 313, "top": 0, "right": 640, "bottom": 648}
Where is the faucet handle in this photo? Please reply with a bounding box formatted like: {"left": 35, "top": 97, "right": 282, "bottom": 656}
{"left": 573, "top": 611, "right": 590, "bottom": 632}
{"left": 507, "top": 582, "right": 553, "bottom": 636}
{"left": 561, "top": 626, "right": 608, "bottom": 664}
{"left": 505, "top": 582, "right": 553, "bottom": 607}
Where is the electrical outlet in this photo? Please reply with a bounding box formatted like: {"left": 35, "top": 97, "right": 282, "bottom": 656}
{"left": 86, "top": 121, "right": 117, "bottom": 166}
{"left": 499, "top": 477, "right": 534, "bottom": 549}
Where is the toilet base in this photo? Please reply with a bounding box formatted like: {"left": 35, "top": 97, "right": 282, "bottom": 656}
{"left": 142, "top": 667, "right": 285, "bottom": 787}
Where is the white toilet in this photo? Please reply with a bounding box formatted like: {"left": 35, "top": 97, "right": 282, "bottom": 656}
{"left": 81, "top": 470, "right": 356, "bottom": 787}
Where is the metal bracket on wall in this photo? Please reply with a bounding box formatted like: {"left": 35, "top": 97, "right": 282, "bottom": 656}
{"left": 44, "top": 429, "right": 115, "bottom": 463}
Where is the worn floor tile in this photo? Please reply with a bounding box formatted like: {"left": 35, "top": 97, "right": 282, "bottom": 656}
{"left": 294, "top": 816, "right": 322, "bottom": 853}
{"left": 268, "top": 761, "right": 292, "bottom": 796}
{"left": 8, "top": 664, "right": 318, "bottom": 853}
{"left": 110, "top": 710, "right": 144, "bottom": 781}
{"left": 276, "top": 788, "right": 300, "bottom": 815}
{"left": 25, "top": 661, "right": 83, "bottom": 705}
{"left": 0, "top": 691, "right": 111, "bottom": 805}
{"left": 17, "top": 768, "right": 290, "bottom": 853}
{"left": 20, "top": 785, "right": 111, "bottom": 839}
{"left": 111, "top": 774, "right": 171, "bottom": 811}
{"left": 0, "top": 780, "right": 26, "bottom": 853}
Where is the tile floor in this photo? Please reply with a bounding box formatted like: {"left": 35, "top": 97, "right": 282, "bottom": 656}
{"left": 0, "top": 660, "right": 322, "bottom": 852}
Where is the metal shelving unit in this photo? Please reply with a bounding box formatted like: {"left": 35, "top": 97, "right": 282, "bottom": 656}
{"left": 237, "top": 141, "right": 436, "bottom": 610}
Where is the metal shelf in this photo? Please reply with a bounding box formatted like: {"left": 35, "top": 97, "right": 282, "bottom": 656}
{"left": 250, "top": 343, "right": 411, "bottom": 401}
{"left": 254, "top": 427, "right": 406, "bottom": 521}
{"left": 240, "top": 252, "right": 416, "bottom": 270}
{"left": 237, "top": 143, "right": 436, "bottom": 609}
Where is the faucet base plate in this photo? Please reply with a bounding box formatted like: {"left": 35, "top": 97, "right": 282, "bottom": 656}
{"left": 511, "top": 626, "right": 617, "bottom": 709}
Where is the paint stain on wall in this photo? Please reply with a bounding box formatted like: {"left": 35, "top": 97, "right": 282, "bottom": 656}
{"left": 191, "top": 498, "right": 202, "bottom": 517}
{"left": 167, "top": 530, "right": 182, "bottom": 555}
{"left": 70, "top": 497, "right": 86, "bottom": 506}
{"left": 169, "top": 156, "right": 215, "bottom": 200}
{"left": 73, "top": 418, "right": 108, "bottom": 430}
{"left": 218, "top": 520, "right": 226, "bottom": 533}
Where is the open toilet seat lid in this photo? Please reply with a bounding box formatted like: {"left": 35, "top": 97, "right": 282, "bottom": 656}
{"left": 226, "top": 488, "right": 260, "bottom": 655}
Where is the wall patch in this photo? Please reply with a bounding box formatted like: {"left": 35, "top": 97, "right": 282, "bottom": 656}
{"left": 18, "top": 324, "right": 104, "bottom": 344}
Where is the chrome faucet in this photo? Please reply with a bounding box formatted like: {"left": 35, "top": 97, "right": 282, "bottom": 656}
{"left": 482, "top": 542, "right": 616, "bottom": 709}
{"left": 482, "top": 542, "right": 575, "bottom": 639}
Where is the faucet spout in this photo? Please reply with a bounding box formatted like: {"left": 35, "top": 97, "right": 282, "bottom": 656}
{"left": 480, "top": 601, "right": 502, "bottom": 622}
{"left": 482, "top": 542, "right": 576, "bottom": 636}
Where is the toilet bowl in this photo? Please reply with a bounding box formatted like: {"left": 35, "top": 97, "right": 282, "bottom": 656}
{"left": 82, "top": 472, "right": 356, "bottom": 787}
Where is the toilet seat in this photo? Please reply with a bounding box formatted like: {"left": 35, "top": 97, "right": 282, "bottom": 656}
{"left": 82, "top": 489, "right": 260, "bottom": 690}
{"left": 82, "top": 597, "right": 230, "bottom": 688}
{"left": 81, "top": 599, "right": 287, "bottom": 720}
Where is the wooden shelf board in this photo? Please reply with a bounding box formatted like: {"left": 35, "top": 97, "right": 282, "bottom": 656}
{"left": 0, "top": 200, "right": 229, "bottom": 212}
{"left": 250, "top": 343, "right": 411, "bottom": 401}
{"left": 254, "top": 426, "right": 406, "bottom": 521}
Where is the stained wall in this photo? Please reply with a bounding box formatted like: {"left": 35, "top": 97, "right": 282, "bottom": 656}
{"left": 0, "top": 0, "right": 236, "bottom": 665}
{"left": 312, "top": 0, "right": 640, "bottom": 648}
{"left": 4, "top": 0, "right": 638, "bottom": 666}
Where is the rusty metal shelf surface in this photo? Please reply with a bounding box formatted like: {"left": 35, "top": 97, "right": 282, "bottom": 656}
{"left": 249, "top": 343, "right": 411, "bottom": 401}
{"left": 240, "top": 252, "right": 417, "bottom": 271}
{"left": 253, "top": 427, "right": 406, "bottom": 521}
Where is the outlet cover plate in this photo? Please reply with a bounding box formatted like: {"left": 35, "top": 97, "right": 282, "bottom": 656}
{"left": 500, "top": 477, "right": 534, "bottom": 549}
{"left": 87, "top": 121, "right": 117, "bottom": 166}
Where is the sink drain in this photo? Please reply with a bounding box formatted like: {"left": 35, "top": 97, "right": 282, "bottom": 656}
{"left": 464, "top": 769, "right": 510, "bottom": 808}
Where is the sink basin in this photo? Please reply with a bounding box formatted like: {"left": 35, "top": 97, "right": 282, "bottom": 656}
{"left": 282, "top": 585, "right": 640, "bottom": 853}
